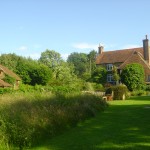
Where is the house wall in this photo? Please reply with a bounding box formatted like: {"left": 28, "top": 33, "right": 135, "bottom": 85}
{"left": 0, "top": 70, "right": 5, "bottom": 79}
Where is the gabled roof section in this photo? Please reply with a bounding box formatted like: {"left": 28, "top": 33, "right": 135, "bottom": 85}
{"left": 119, "top": 51, "right": 150, "bottom": 78}
{"left": 0, "top": 64, "right": 21, "bottom": 81}
{"left": 96, "top": 47, "right": 143, "bottom": 64}
{"left": 0, "top": 79, "right": 12, "bottom": 87}
{"left": 119, "top": 51, "right": 150, "bottom": 73}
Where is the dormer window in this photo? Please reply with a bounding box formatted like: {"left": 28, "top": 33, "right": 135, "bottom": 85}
{"left": 107, "top": 64, "right": 113, "bottom": 71}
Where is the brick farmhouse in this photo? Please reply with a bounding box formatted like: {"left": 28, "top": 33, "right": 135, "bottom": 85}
{"left": 96, "top": 36, "right": 150, "bottom": 84}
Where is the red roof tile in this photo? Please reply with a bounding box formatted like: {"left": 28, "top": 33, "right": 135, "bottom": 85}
{"left": 119, "top": 51, "right": 150, "bottom": 76}
{"left": 96, "top": 47, "right": 143, "bottom": 64}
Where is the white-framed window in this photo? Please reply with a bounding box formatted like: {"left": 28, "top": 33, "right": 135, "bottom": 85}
{"left": 107, "top": 64, "right": 113, "bottom": 71}
{"left": 107, "top": 74, "right": 113, "bottom": 82}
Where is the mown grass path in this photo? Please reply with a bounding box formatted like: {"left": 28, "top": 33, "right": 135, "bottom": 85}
{"left": 32, "top": 96, "right": 150, "bottom": 150}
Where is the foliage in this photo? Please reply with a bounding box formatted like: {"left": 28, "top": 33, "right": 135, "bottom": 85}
{"left": 87, "top": 50, "right": 97, "bottom": 75}
{"left": 67, "top": 50, "right": 97, "bottom": 80}
{"left": 0, "top": 92, "right": 107, "bottom": 149}
{"left": 39, "top": 49, "right": 63, "bottom": 70}
{"left": 82, "top": 82, "right": 105, "bottom": 92}
{"left": 121, "top": 63, "right": 145, "bottom": 91}
{"left": 3, "top": 74, "right": 16, "bottom": 85}
{"left": 0, "top": 88, "right": 13, "bottom": 94}
{"left": 28, "top": 63, "right": 52, "bottom": 86}
{"left": 53, "top": 62, "right": 76, "bottom": 83}
{"left": 91, "top": 66, "right": 107, "bottom": 85}
{"left": 112, "top": 66, "right": 120, "bottom": 82}
{"left": 145, "top": 85, "right": 150, "bottom": 91}
{"left": 112, "top": 85, "right": 129, "bottom": 100}
{"left": 130, "top": 90, "right": 147, "bottom": 96}
{"left": 0, "top": 53, "right": 19, "bottom": 72}
{"left": 67, "top": 52, "right": 88, "bottom": 78}
{"left": 0, "top": 53, "right": 53, "bottom": 86}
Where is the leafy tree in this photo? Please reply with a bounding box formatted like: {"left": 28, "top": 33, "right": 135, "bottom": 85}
{"left": 39, "top": 49, "right": 63, "bottom": 70}
{"left": 0, "top": 53, "right": 52, "bottom": 85}
{"left": 15, "top": 58, "right": 32, "bottom": 84}
{"left": 112, "top": 66, "right": 120, "bottom": 84}
{"left": 92, "top": 66, "right": 107, "bottom": 85}
{"left": 0, "top": 53, "right": 21, "bottom": 72}
{"left": 121, "top": 63, "right": 145, "bottom": 91}
{"left": 87, "top": 50, "right": 97, "bottom": 76}
{"left": 28, "top": 63, "right": 52, "bottom": 86}
{"left": 67, "top": 52, "right": 88, "bottom": 78}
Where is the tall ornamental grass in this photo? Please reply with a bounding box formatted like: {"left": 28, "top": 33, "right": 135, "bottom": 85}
{"left": 0, "top": 92, "right": 107, "bottom": 149}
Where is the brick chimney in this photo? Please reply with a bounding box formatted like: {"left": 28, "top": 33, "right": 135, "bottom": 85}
{"left": 143, "top": 35, "right": 150, "bottom": 65}
{"left": 98, "top": 44, "right": 104, "bottom": 54}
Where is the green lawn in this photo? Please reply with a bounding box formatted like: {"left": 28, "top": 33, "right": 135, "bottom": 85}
{"left": 31, "top": 96, "right": 150, "bottom": 150}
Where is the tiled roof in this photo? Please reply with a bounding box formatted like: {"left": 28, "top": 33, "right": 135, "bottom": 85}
{"left": 0, "top": 64, "right": 21, "bottom": 81}
{"left": 96, "top": 47, "right": 144, "bottom": 64}
{"left": 119, "top": 51, "right": 150, "bottom": 75}
{"left": 119, "top": 51, "right": 150, "bottom": 69}
{"left": 0, "top": 79, "right": 12, "bottom": 87}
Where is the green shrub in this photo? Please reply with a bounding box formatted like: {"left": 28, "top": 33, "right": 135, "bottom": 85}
{"left": 82, "top": 82, "right": 105, "bottom": 92}
{"left": 106, "top": 85, "right": 129, "bottom": 100}
{"left": 93, "top": 83, "right": 105, "bottom": 91}
{"left": 112, "top": 85, "right": 129, "bottom": 100}
{"left": 0, "top": 88, "right": 13, "bottom": 94}
{"left": 131, "top": 90, "right": 147, "bottom": 96}
{"left": 146, "top": 85, "right": 150, "bottom": 91}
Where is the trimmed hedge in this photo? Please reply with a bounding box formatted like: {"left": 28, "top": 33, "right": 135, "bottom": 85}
{"left": 106, "top": 85, "right": 129, "bottom": 100}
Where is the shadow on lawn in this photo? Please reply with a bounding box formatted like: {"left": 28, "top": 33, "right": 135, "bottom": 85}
{"left": 33, "top": 97, "right": 150, "bottom": 150}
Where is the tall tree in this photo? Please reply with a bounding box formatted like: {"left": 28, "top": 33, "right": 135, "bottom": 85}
{"left": 0, "top": 53, "right": 20, "bottom": 72}
{"left": 0, "top": 53, "right": 52, "bottom": 85}
{"left": 91, "top": 66, "right": 107, "bottom": 85}
{"left": 121, "top": 63, "right": 145, "bottom": 91}
{"left": 28, "top": 63, "right": 52, "bottom": 86}
{"left": 39, "top": 49, "right": 63, "bottom": 70}
{"left": 87, "top": 50, "right": 97, "bottom": 76}
{"left": 67, "top": 52, "right": 88, "bottom": 78}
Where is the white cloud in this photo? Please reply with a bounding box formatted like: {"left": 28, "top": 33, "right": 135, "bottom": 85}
{"left": 17, "top": 46, "right": 28, "bottom": 51}
{"left": 72, "top": 43, "right": 99, "bottom": 50}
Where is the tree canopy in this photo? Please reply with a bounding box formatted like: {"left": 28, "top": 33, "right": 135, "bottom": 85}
{"left": 91, "top": 66, "right": 107, "bottom": 85}
{"left": 39, "top": 49, "right": 63, "bottom": 70}
{"left": 121, "top": 63, "right": 145, "bottom": 91}
{"left": 0, "top": 53, "right": 52, "bottom": 85}
{"left": 67, "top": 50, "right": 97, "bottom": 80}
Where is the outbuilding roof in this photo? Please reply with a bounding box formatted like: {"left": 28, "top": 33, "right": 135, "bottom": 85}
{"left": 0, "top": 64, "right": 21, "bottom": 81}
{"left": 0, "top": 79, "right": 12, "bottom": 87}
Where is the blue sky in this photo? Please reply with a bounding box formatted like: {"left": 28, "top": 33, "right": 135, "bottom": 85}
{"left": 0, "top": 0, "right": 150, "bottom": 60}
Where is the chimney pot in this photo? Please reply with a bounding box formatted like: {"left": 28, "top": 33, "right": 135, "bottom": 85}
{"left": 143, "top": 35, "right": 150, "bottom": 65}
{"left": 98, "top": 44, "right": 104, "bottom": 54}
